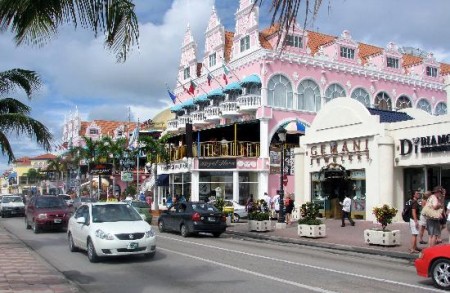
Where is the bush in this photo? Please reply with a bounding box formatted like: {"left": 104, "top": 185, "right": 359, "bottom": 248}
{"left": 298, "top": 202, "right": 322, "bottom": 225}
{"left": 372, "top": 204, "right": 398, "bottom": 231}
{"left": 248, "top": 211, "right": 270, "bottom": 221}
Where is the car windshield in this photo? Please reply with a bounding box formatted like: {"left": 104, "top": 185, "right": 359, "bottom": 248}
{"left": 2, "top": 196, "right": 22, "bottom": 203}
{"left": 81, "top": 197, "right": 96, "bottom": 203}
{"left": 131, "top": 201, "right": 150, "bottom": 208}
{"left": 191, "top": 203, "right": 219, "bottom": 212}
{"left": 35, "top": 197, "right": 66, "bottom": 208}
{"left": 92, "top": 204, "right": 142, "bottom": 223}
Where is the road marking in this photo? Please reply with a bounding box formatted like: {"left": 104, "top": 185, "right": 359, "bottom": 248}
{"left": 158, "top": 246, "right": 338, "bottom": 293}
{"left": 158, "top": 235, "right": 444, "bottom": 292}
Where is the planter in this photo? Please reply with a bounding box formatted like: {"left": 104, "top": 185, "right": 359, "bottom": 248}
{"left": 226, "top": 215, "right": 232, "bottom": 226}
{"left": 364, "top": 229, "right": 400, "bottom": 246}
{"left": 248, "top": 220, "right": 271, "bottom": 232}
{"left": 298, "top": 224, "right": 326, "bottom": 238}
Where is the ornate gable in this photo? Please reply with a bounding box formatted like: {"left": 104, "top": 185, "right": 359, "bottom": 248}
{"left": 231, "top": 0, "right": 260, "bottom": 60}
{"left": 178, "top": 24, "right": 198, "bottom": 83}
{"left": 203, "top": 6, "right": 226, "bottom": 72}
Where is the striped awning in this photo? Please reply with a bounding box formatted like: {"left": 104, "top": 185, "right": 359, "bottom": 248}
{"left": 223, "top": 82, "right": 242, "bottom": 93}
{"left": 170, "top": 104, "right": 183, "bottom": 112}
{"left": 193, "top": 94, "right": 209, "bottom": 104}
{"left": 181, "top": 99, "right": 195, "bottom": 109}
{"left": 207, "top": 88, "right": 225, "bottom": 99}
{"left": 240, "top": 74, "right": 261, "bottom": 86}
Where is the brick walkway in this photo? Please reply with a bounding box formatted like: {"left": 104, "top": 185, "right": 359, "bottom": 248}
{"left": 0, "top": 225, "right": 80, "bottom": 293}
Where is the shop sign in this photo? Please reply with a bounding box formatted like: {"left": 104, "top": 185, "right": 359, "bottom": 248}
{"left": 199, "top": 159, "right": 236, "bottom": 169}
{"left": 89, "top": 163, "right": 112, "bottom": 175}
{"left": 309, "top": 138, "right": 370, "bottom": 166}
{"left": 399, "top": 134, "right": 450, "bottom": 155}
{"left": 121, "top": 172, "right": 133, "bottom": 182}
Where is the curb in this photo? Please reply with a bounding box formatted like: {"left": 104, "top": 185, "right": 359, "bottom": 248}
{"left": 224, "top": 229, "right": 417, "bottom": 262}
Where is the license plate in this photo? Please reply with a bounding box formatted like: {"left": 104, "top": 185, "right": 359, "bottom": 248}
{"left": 208, "top": 217, "right": 216, "bottom": 222}
{"left": 54, "top": 219, "right": 62, "bottom": 223}
{"left": 127, "top": 242, "right": 138, "bottom": 249}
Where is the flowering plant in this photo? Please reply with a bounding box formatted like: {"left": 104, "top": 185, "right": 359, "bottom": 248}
{"left": 372, "top": 204, "right": 398, "bottom": 231}
{"left": 298, "top": 202, "right": 322, "bottom": 225}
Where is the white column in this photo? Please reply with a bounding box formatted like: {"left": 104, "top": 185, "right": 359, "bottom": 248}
{"left": 377, "top": 136, "right": 395, "bottom": 206}
{"left": 232, "top": 171, "right": 239, "bottom": 203}
{"left": 191, "top": 171, "right": 199, "bottom": 201}
{"left": 294, "top": 146, "right": 307, "bottom": 204}
{"left": 259, "top": 118, "right": 269, "bottom": 158}
{"left": 258, "top": 171, "right": 269, "bottom": 199}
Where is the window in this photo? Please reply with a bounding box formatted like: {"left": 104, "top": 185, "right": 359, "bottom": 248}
{"left": 89, "top": 128, "right": 98, "bottom": 135}
{"left": 435, "top": 102, "right": 447, "bottom": 116}
{"left": 417, "top": 99, "right": 432, "bottom": 114}
{"left": 209, "top": 53, "right": 216, "bottom": 67}
{"left": 375, "top": 92, "right": 392, "bottom": 110}
{"left": 247, "top": 84, "right": 261, "bottom": 95}
{"left": 351, "top": 88, "right": 370, "bottom": 107}
{"left": 340, "top": 47, "right": 355, "bottom": 59}
{"left": 297, "top": 79, "right": 321, "bottom": 111}
{"left": 386, "top": 57, "right": 399, "bottom": 69}
{"left": 267, "top": 74, "right": 293, "bottom": 109}
{"left": 286, "top": 35, "right": 303, "bottom": 48}
{"left": 396, "top": 95, "right": 412, "bottom": 110}
{"left": 240, "top": 35, "right": 250, "bottom": 52}
{"left": 325, "top": 83, "right": 346, "bottom": 103}
{"left": 426, "top": 66, "right": 438, "bottom": 77}
{"left": 183, "top": 67, "right": 190, "bottom": 80}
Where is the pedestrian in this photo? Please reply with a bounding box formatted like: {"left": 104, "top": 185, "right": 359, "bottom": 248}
{"left": 271, "top": 192, "right": 280, "bottom": 219}
{"left": 446, "top": 189, "right": 450, "bottom": 243}
{"left": 418, "top": 191, "right": 430, "bottom": 245}
{"left": 284, "top": 194, "right": 295, "bottom": 224}
{"left": 424, "top": 186, "right": 444, "bottom": 247}
{"left": 246, "top": 194, "right": 254, "bottom": 213}
{"left": 339, "top": 195, "right": 355, "bottom": 227}
{"left": 409, "top": 190, "right": 421, "bottom": 253}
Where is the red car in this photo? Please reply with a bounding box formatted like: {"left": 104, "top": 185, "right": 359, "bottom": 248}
{"left": 25, "top": 196, "right": 71, "bottom": 233}
{"left": 415, "top": 244, "right": 450, "bottom": 290}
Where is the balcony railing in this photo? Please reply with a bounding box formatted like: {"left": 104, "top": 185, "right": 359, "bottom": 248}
{"left": 177, "top": 115, "right": 192, "bottom": 130}
{"left": 191, "top": 111, "right": 208, "bottom": 126}
{"left": 167, "top": 119, "right": 178, "bottom": 132}
{"left": 237, "top": 94, "right": 261, "bottom": 112}
{"left": 204, "top": 106, "right": 221, "bottom": 121}
{"left": 167, "top": 141, "right": 260, "bottom": 161}
{"left": 220, "top": 101, "right": 240, "bottom": 117}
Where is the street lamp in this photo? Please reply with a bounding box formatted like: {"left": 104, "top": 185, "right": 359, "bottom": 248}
{"left": 277, "top": 127, "right": 287, "bottom": 224}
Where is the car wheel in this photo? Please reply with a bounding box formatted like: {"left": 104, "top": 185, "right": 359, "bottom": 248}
{"left": 25, "top": 217, "right": 31, "bottom": 229}
{"left": 143, "top": 251, "right": 156, "bottom": 259}
{"left": 431, "top": 258, "right": 450, "bottom": 290}
{"left": 32, "top": 221, "right": 40, "bottom": 234}
{"left": 233, "top": 213, "right": 240, "bottom": 223}
{"left": 87, "top": 239, "right": 99, "bottom": 263}
{"left": 158, "top": 220, "right": 165, "bottom": 232}
{"left": 68, "top": 233, "right": 78, "bottom": 252}
{"left": 212, "top": 232, "right": 222, "bottom": 238}
{"left": 180, "top": 224, "right": 189, "bottom": 237}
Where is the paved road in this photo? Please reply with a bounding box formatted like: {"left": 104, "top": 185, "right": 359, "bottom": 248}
{"left": 1, "top": 217, "right": 445, "bottom": 293}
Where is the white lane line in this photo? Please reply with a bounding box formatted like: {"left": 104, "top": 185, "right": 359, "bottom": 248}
{"left": 158, "top": 246, "right": 338, "bottom": 293}
{"left": 158, "top": 235, "right": 444, "bottom": 292}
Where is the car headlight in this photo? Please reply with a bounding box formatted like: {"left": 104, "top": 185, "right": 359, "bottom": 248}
{"left": 145, "top": 228, "right": 155, "bottom": 238}
{"left": 37, "top": 213, "right": 48, "bottom": 219}
{"left": 95, "top": 229, "right": 115, "bottom": 240}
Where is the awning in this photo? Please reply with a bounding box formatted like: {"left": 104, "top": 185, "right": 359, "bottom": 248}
{"left": 282, "top": 119, "right": 307, "bottom": 134}
{"left": 181, "top": 99, "right": 195, "bottom": 109}
{"left": 156, "top": 174, "right": 169, "bottom": 186}
{"left": 207, "top": 88, "right": 225, "bottom": 99}
{"left": 223, "top": 82, "right": 242, "bottom": 93}
{"left": 170, "top": 104, "right": 183, "bottom": 112}
{"left": 193, "top": 94, "right": 209, "bottom": 104}
{"left": 240, "top": 74, "right": 261, "bottom": 86}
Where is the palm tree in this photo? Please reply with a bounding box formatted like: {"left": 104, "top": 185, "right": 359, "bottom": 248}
{"left": 0, "top": 69, "right": 53, "bottom": 163}
{"left": 47, "top": 155, "right": 69, "bottom": 192}
{"left": 0, "top": 0, "right": 139, "bottom": 62}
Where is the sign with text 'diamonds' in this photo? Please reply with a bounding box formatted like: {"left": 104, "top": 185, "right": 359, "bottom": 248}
{"left": 198, "top": 159, "right": 236, "bottom": 169}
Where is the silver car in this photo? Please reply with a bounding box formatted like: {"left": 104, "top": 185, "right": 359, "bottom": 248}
{"left": 211, "top": 199, "right": 248, "bottom": 222}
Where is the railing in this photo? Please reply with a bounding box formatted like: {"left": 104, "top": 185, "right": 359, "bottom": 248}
{"left": 204, "top": 106, "right": 221, "bottom": 120}
{"left": 191, "top": 111, "right": 208, "bottom": 125}
{"left": 237, "top": 94, "right": 261, "bottom": 111}
{"left": 167, "top": 119, "right": 178, "bottom": 132}
{"left": 220, "top": 101, "right": 240, "bottom": 115}
{"left": 167, "top": 141, "right": 260, "bottom": 161}
{"left": 177, "top": 115, "right": 192, "bottom": 129}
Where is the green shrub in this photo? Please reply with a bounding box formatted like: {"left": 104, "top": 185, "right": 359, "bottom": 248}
{"left": 298, "top": 202, "right": 322, "bottom": 225}
{"left": 248, "top": 211, "right": 270, "bottom": 221}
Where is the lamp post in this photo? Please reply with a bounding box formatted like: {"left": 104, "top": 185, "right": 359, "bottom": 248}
{"left": 277, "top": 127, "right": 287, "bottom": 224}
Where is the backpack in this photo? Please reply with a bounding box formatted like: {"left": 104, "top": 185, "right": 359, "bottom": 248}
{"left": 401, "top": 200, "right": 412, "bottom": 222}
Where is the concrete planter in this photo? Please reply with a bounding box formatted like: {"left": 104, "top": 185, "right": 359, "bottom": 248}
{"left": 226, "top": 215, "right": 232, "bottom": 226}
{"left": 248, "top": 220, "right": 271, "bottom": 232}
{"left": 364, "top": 229, "right": 400, "bottom": 246}
{"left": 298, "top": 224, "right": 327, "bottom": 238}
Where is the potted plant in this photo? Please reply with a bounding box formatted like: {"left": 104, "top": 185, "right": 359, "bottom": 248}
{"left": 247, "top": 206, "right": 271, "bottom": 232}
{"left": 212, "top": 197, "right": 232, "bottom": 225}
{"left": 297, "top": 202, "right": 326, "bottom": 238}
{"left": 364, "top": 204, "right": 400, "bottom": 246}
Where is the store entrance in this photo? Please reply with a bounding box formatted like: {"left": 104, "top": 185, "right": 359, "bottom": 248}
{"left": 319, "top": 163, "right": 351, "bottom": 219}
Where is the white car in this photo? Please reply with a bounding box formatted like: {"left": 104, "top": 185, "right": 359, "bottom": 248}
{"left": 210, "top": 199, "right": 248, "bottom": 222}
{"left": 1, "top": 195, "right": 25, "bottom": 217}
{"left": 67, "top": 202, "right": 156, "bottom": 262}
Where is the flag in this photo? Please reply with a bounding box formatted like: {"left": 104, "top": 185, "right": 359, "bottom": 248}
{"left": 188, "top": 80, "right": 196, "bottom": 95}
{"left": 223, "top": 73, "right": 228, "bottom": 85}
{"left": 222, "top": 64, "right": 230, "bottom": 85}
{"left": 207, "top": 73, "right": 212, "bottom": 86}
{"left": 167, "top": 89, "right": 177, "bottom": 104}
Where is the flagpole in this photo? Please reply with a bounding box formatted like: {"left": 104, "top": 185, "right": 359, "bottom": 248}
{"left": 165, "top": 83, "right": 184, "bottom": 104}
{"left": 202, "top": 64, "right": 225, "bottom": 89}
{"left": 220, "top": 57, "right": 241, "bottom": 82}
{"left": 176, "top": 78, "right": 196, "bottom": 97}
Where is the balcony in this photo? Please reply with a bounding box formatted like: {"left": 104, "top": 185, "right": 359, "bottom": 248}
{"left": 168, "top": 141, "right": 260, "bottom": 161}
{"left": 204, "top": 106, "right": 221, "bottom": 121}
{"left": 177, "top": 115, "right": 192, "bottom": 130}
{"left": 167, "top": 119, "right": 178, "bottom": 132}
{"left": 191, "top": 111, "right": 209, "bottom": 127}
{"left": 237, "top": 94, "right": 261, "bottom": 112}
{"left": 220, "top": 101, "right": 241, "bottom": 117}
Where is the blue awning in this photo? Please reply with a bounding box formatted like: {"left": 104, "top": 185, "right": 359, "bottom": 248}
{"left": 193, "top": 94, "right": 209, "bottom": 104}
{"left": 282, "top": 119, "right": 307, "bottom": 134}
{"left": 181, "top": 99, "right": 195, "bottom": 109}
{"left": 240, "top": 74, "right": 261, "bottom": 86}
{"left": 223, "top": 82, "right": 242, "bottom": 93}
{"left": 170, "top": 104, "right": 183, "bottom": 112}
{"left": 207, "top": 88, "right": 225, "bottom": 99}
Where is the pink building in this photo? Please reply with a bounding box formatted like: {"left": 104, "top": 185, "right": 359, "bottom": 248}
{"left": 160, "top": 0, "right": 448, "bottom": 209}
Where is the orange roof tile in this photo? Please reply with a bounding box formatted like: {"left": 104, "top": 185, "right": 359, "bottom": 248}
{"left": 306, "top": 30, "right": 336, "bottom": 56}
{"left": 80, "top": 120, "right": 137, "bottom": 137}
{"left": 358, "top": 43, "right": 383, "bottom": 64}
{"left": 224, "top": 31, "right": 234, "bottom": 63}
{"left": 440, "top": 63, "right": 450, "bottom": 75}
{"left": 402, "top": 54, "right": 423, "bottom": 68}
{"left": 14, "top": 157, "right": 31, "bottom": 165}
{"left": 196, "top": 63, "right": 202, "bottom": 77}
{"left": 32, "top": 153, "right": 57, "bottom": 160}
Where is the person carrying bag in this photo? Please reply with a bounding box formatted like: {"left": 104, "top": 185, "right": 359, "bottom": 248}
{"left": 422, "top": 187, "right": 444, "bottom": 246}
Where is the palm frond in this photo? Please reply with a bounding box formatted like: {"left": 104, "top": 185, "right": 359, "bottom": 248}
{"left": 0, "top": 130, "right": 15, "bottom": 163}
{"left": 0, "top": 69, "right": 41, "bottom": 98}
{"left": 0, "top": 98, "right": 31, "bottom": 115}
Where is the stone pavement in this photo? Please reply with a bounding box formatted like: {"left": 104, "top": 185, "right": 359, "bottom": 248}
{"left": 0, "top": 224, "right": 80, "bottom": 293}
{"left": 225, "top": 218, "right": 450, "bottom": 261}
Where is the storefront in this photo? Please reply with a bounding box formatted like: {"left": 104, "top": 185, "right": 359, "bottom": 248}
{"left": 295, "top": 97, "right": 450, "bottom": 222}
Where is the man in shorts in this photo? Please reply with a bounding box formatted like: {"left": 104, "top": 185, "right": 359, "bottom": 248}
{"left": 409, "top": 190, "right": 421, "bottom": 253}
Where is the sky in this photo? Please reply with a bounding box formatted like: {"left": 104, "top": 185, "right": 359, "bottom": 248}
{"left": 1, "top": 0, "right": 449, "bottom": 173}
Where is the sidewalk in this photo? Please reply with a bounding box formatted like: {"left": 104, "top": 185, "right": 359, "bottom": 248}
{"left": 0, "top": 224, "right": 80, "bottom": 293}
{"left": 225, "top": 218, "right": 449, "bottom": 261}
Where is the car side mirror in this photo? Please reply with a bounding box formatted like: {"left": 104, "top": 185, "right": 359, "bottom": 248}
{"left": 76, "top": 217, "right": 86, "bottom": 224}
